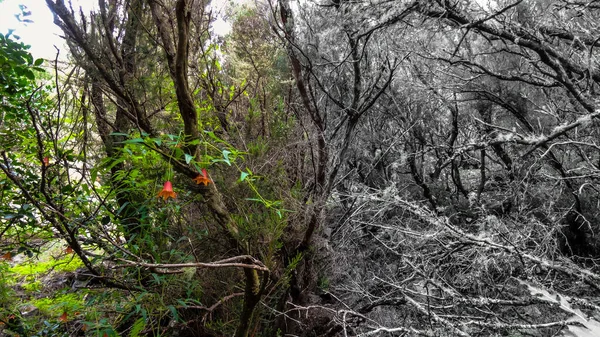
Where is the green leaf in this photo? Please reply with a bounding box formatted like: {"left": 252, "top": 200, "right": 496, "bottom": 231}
{"left": 204, "top": 130, "right": 232, "bottom": 147}
{"left": 184, "top": 154, "right": 194, "bottom": 164}
{"left": 24, "top": 69, "right": 34, "bottom": 80}
{"left": 240, "top": 171, "right": 249, "bottom": 182}
{"left": 117, "top": 202, "right": 131, "bottom": 215}
{"left": 222, "top": 150, "right": 231, "bottom": 166}
{"left": 106, "top": 157, "right": 125, "bottom": 170}
{"left": 90, "top": 167, "right": 98, "bottom": 183}
{"left": 192, "top": 162, "right": 201, "bottom": 173}
{"left": 246, "top": 198, "right": 265, "bottom": 205}
{"left": 61, "top": 185, "right": 73, "bottom": 194}
{"left": 204, "top": 131, "right": 220, "bottom": 141}
{"left": 102, "top": 329, "right": 119, "bottom": 337}
{"left": 34, "top": 58, "right": 43, "bottom": 66}
{"left": 129, "top": 317, "right": 145, "bottom": 337}
{"left": 167, "top": 305, "right": 179, "bottom": 322}
{"left": 122, "top": 138, "right": 144, "bottom": 144}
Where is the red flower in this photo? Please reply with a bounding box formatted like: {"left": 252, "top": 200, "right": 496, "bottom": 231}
{"left": 43, "top": 157, "right": 49, "bottom": 166}
{"left": 157, "top": 181, "right": 177, "bottom": 200}
{"left": 193, "top": 168, "right": 212, "bottom": 186}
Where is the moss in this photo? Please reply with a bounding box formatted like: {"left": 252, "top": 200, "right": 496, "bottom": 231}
{"left": 9, "top": 255, "right": 84, "bottom": 277}
{"left": 22, "top": 280, "right": 42, "bottom": 292}
{"left": 0, "top": 262, "right": 16, "bottom": 308}
{"left": 31, "top": 292, "right": 85, "bottom": 317}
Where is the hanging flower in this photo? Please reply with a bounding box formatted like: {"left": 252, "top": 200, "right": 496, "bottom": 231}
{"left": 157, "top": 181, "right": 177, "bottom": 200}
{"left": 43, "top": 157, "right": 50, "bottom": 166}
{"left": 193, "top": 168, "right": 212, "bottom": 186}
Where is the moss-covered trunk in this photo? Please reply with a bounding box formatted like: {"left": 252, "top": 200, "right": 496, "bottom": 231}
{"left": 235, "top": 268, "right": 266, "bottom": 337}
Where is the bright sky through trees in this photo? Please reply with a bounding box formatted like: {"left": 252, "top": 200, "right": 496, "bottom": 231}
{"left": 0, "top": 0, "right": 66, "bottom": 59}
{"left": 0, "top": 0, "right": 231, "bottom": 60}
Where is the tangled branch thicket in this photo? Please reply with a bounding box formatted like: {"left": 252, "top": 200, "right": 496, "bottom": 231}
{"left": 273, "top": 0, "right": 600, "bottom": 336}
{"left": 326, "top": 190, "right": 599, "bottom": 335}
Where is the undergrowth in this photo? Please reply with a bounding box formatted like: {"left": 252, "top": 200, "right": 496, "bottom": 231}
{"left": 0, "top": 242, "right": 121, "bottom": 337}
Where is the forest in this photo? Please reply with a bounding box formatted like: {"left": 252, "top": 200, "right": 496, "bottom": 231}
{"left": 1, "top": 0, "right": 600, "bottom": 336}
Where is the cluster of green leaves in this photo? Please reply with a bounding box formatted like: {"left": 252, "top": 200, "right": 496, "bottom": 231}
{"left": 0, "top": 32, "right": 47, "bottom": 152}
{"left": 107, "top": 129, "right": 289, "bottom": 216}
{"left": 0, "top": 32, "right": 51, "bottom": 258}
{"left": 0, "top": 32, "right": 114, "bottom": 337}
{"left": 0, "top": 32, "right": 43, "bottom": 87}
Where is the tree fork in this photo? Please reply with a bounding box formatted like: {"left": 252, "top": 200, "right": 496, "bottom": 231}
{"left": 149, "top": 0, "right": 199, "bottom": 156}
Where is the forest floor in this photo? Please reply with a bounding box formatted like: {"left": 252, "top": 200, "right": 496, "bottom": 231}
{"left": 1, "top": 241, "right": 120, "bottom": 337}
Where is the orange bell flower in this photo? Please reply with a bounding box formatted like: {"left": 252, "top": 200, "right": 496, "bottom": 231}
{"left": 43, "top": 157, "right": 50, "bottom": 166}
{"left": 193, "top": 168, "right": 212, "bottom": 186}
{"left": 157, "top": 181, "right": 177, "bottom": 200}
